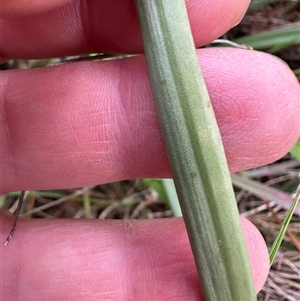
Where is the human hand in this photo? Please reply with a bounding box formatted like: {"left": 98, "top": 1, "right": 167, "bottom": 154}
{"left": 1, "top": 0, "right": 299, "bottom": 300}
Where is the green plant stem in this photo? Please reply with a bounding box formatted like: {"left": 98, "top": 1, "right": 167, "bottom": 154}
{"left": 135, "top": 1, "right": 256, "bottom": 300}
{"left": 269, "top": 187, "right": 300, "bottom": 266}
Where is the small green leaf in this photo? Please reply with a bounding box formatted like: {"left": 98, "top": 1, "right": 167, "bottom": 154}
{"left": 290, "top": 140, "right": 300, "bottom": 161}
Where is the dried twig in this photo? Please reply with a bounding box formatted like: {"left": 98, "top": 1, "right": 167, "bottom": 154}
{"left": 4, "top": 191, "right": 26, "bottom": 246}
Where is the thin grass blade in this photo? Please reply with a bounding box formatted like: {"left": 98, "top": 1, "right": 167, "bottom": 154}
{"left": 234, "top": 22, "right": 300, "bottom": 52}
{"left": 269, "top": 186, "right": 300, "bottom": 265}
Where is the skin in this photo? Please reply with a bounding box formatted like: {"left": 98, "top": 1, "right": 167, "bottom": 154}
{"left": 0, "top": 0, "right": 299, "bottom": 300}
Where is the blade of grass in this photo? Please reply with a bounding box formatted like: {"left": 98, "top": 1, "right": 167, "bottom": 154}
{"left": 233, "top": 22, "right": 300, "bottom": 52}
{"left": 231, "top": 173, "right": 300, "bottom": 215}
{"left": 22, "top": 186, "right": 95, "bottom": 216}
{"left": 244, "top": 160, "right": 300, "bottom": 178}
{"left": 3, "top": 191, "right": 66, "bottom": 199}
{"left": 269, "top": 186, "right": 300, "bottom": 265}
{"left": 135, "top": 1, "right": 256, "bottom": 300}
{"left": 290, "top": 139, "right": 300, "bottom": 161}
{"left": 0, "top": 195, "right": 5, "bottom": 208}
{"left": 293, "top": 68, "right": 300, "bottom": 81}
{"left": 83, "top": 191, "right": 92, "bottom": 218}
{"left": 248, "top": 0, "right": 280, "bottom": 11}
{"left": 161, "top": 179, "right": 182, "bottom": 217}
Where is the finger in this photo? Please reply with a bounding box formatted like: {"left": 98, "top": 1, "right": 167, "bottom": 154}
{"left": 0, "top": 0, "right": 250, "bottom": 58}
{"left": 1, "top": 49, "right": 299, "bottom": 193}
{"left": 0, "top": 0, "right": 74, "bottom": 18}
{"left": 1, "top": 212, "right": 269, "bottom": 300}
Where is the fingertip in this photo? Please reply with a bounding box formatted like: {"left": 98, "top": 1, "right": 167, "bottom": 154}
{"left": 1, "top": 0, "right": 251, "bottom": 56}
{"left": 1, "top": 0, "right": 74, "bottom": 18}
{"left": 241, "top": 217, "right": 269, "bottom": 292}
{"left": 188, "top": 0, "right": 251, "bottom": 46}
{"left": 1, "top": 214, "right": 269, "bottom": 299}
{"left": 199, "top": 48, "right": 300, "bottom": 172}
